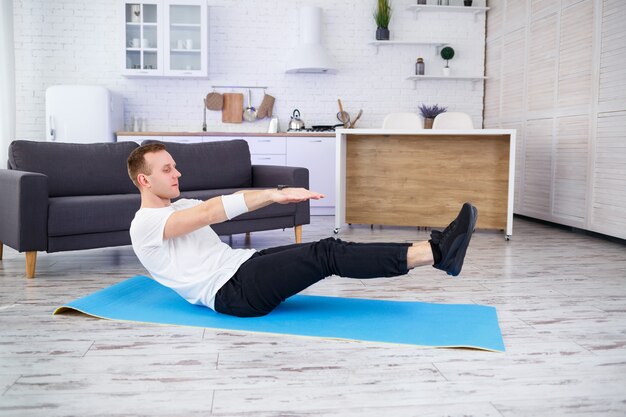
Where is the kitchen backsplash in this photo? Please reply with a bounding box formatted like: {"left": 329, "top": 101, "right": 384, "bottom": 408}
{"left": 13, "top": 0, "right": 487, "bottom": 138}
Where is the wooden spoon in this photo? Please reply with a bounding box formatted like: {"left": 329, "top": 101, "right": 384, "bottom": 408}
{"left": 349, "top": 109, "right": 363, "bottom": 128}
{"left": 337, "top": 99, "right": 350, "bottom": 127}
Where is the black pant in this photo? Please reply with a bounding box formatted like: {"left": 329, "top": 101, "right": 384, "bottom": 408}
{"left": 214, "top": 237, "right": 411, "bottom": 317}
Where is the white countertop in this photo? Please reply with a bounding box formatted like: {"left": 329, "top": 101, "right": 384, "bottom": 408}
{"left": 335, "top": 128, "right": 516, "bottom": 135}
{"left": 116, "top": 131, "right": 335, "bottom": 137}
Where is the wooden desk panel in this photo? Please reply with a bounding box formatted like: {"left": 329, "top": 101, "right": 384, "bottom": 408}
{"left": 345, "top": 134, "right": 510, "bottom": 229}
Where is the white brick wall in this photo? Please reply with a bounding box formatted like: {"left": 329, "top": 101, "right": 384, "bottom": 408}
{"left": 13, "top": 0, "right": 487, "bottom": 138}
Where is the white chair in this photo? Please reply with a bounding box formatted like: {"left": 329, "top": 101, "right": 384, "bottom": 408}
{"left": 432, "top": 112, "right": 474, "bottom": 129}
{"left": 382, "top": 112, "right": 423, "bottom": 129}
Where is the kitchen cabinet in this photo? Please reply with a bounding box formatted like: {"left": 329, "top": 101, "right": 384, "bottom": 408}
{"left": 287, "top": 136, "right": 336, "bottom": 214}
{"left": 206, "top": 136, "right": 287, "bottom": 166}
{"left": 122, "top": 0, "right": 208, "bottom": 78}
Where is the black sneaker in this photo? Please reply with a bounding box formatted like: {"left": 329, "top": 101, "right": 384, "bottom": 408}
{"left": 430, "top": 203, "right": 478, "bottom": 277}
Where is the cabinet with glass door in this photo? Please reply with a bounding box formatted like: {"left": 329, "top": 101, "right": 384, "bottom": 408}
{"left": 122, "top": 0, "right": 208, "bottom": 78}
{"left": 123, "top": 1, "right": 161, "bottom": 76}
{"left": 164, "top": 0, "right": 207, "bottom": 76}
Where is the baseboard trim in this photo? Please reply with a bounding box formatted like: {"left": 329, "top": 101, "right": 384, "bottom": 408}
{"left": 514, "top": 214, "right": 626, "bottom": 245}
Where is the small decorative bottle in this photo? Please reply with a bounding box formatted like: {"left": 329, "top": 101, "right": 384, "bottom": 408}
{"left": 415, "top": 57, "right": 425, "bottom": 75}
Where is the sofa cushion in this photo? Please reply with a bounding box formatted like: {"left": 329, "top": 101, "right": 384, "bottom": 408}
{"left": 48, "top": 194, "right": 141, "bottom": 237}
{"left": 8, "top": 140, "right": 139, "bottom": 197}
{"left": 145, "top": 140, "right": 252, "bottom": 192}
{"left": 178, "top": 189, "right": 296, "bottom": 220}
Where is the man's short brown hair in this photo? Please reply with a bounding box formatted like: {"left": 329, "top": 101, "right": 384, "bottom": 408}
{"left": 127, "top": 142, "right": 166, "bottom": 188}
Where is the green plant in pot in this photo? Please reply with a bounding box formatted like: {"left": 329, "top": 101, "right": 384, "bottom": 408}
{"left": 440, "top": 46, "right": 455, "bottom": 76}
{"left": 374, "top": 0, "right": 392, "bottom": 40}
{"left": 419, "top": 103, "right": 447, "bottom": 129}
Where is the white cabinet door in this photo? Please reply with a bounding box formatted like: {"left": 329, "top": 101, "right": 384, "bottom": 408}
{"left": 122, "top": 0, "right": 208, "bottom": 78}
{"left": 163, "top": 0, "right": 208, "bottom": 77}
{"left": 244, "top": 137, "right": 286, "bottom": 154}
{"left": 251, "top": 154, "right": 286, "bottom": 166}
{"left": 122, "top": 0, "right": 162, "bottom": 77}
{"left": 287, "top": 137, "right": 336, "bottom": 208}
{"left": 206, "top": 136, "right": 286, "bottom": 166}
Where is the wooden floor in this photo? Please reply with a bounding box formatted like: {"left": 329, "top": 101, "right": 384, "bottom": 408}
{"left": 1, "top": 216, "right": 625, "bottom": 416}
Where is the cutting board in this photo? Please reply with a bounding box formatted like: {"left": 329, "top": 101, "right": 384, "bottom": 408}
{"left": 221, "top": 93, "right": 244, "bottom": 123}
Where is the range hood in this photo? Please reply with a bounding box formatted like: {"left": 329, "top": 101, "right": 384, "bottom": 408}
{"left": 285, "top": 7, "right": 336, "bottom": 74}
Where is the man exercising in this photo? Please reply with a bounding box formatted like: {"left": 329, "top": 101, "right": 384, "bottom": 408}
{"left": 128, "top": 143, "right": 477, "bottom": 317}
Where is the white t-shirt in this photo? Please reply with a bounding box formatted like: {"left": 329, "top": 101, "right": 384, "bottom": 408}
{"left": 129, "top": 198, "right": 256, "bottom": 310}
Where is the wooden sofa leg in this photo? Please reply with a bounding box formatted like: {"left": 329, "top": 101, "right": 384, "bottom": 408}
{"left": 0, "top": 241, "right": 3, "bottom": 260}
{"left": 25, "top": 251, "right": 37, "bottom": 279}
{"left": 295, "top": 225, "right": 302, "bottom": 244}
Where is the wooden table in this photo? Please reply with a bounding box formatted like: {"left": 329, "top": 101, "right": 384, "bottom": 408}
{"left": 334, "top": 129, "right": 517, "bottom": 239}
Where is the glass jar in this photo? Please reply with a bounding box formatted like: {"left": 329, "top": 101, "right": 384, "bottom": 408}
{"left": 415, "top": 58, "right": 425, "bottom": 75}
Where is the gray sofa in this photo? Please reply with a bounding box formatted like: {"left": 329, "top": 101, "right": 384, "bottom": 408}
{"left": 0, "top": 139, "right": 310, "bottom": 278}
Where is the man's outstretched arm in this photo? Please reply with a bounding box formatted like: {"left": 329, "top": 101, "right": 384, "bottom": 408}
{"left": 163, "top": 188, "right": 324, "bottom": 240}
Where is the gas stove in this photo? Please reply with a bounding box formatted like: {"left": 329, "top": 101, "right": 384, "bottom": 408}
{"left": 288, "top": 124, "right": 343, "bottom": 133}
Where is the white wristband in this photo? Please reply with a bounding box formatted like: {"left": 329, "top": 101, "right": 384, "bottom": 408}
{"left": 221, "top": 193, "right": 249, "bottom": 220}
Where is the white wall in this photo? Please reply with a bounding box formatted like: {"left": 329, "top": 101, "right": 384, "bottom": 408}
{"left": 12, "top": 0, "right": 487, "bottom": 139}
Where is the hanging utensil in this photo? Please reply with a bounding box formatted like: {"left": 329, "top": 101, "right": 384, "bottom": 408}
{"left": 337, "top": 99, "right": 350, "bottom": 127}
{"left": 243, "top": 89, "right": 257, "bottom": 122}
{"left": 222, "top": 93, "right": 244, "bottom": 123}
{"left": 349, "top": 109, "right": 363, "bottom": 128}
{"left": 256, "top": 92, "right": 276, "bottom": 119}
{"left": 202, "top": 98, "right": 207, "bottom": 131}
{"left": 205, "top": 89, "right": 223, "bottom": 111}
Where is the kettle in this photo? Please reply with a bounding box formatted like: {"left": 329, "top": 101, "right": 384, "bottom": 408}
{"left": 288, "top": 109, "right": 305, "bottom": 131}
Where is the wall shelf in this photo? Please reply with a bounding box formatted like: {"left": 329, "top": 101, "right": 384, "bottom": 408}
{"left": 368, "top": 40, "right": 446, "bottom": 54}
{"left": 406, "top": 74, "right": 487, "bottom": 89}
{"left": 406, "top": 5, "right": 489, "bottom": 21}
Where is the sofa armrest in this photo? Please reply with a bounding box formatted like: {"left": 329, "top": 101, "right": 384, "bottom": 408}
{"left": 251, "top": 165, "right": 310, "bottom": 226}
{"left": 251, "top": 165, "right": 309, "bottom": 189}
{"left": 0, "top": 169, "right": 48, "bottom": 252}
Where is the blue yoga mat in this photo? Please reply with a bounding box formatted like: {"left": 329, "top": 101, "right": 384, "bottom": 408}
{"left": 54, "top": 275, "right": 505, "bottom": 352}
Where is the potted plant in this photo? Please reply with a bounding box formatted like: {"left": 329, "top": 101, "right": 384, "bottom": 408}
{"left": 440, "top": 46, "right": 455, "bottom": 76}
{"left": 374, "top": 0, "right": 392, "bottom": 41}
{"left": 418, "top": 104, "right": 447, "bottom": 129}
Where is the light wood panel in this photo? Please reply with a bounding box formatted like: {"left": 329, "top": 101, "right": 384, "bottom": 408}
{"left": 502, "top": 121, "right": 525, "bottom": 212}
{"left": 522, "top": 119, "right": 553, "bottom": 214}
{"left": 485, "top": 0, "right": 626, "bottom": 240}
{"left": 527, "top": 13, "right": 558, "bottom": 112}
{"left": 344, "top": 134, "right": 510, "bottom": 230}
{"left": 592, "top": 110, "right": 626, "bottom": 238}
{"left": 554, "top": 115, "right": 589, "bottom": 221}
{"left": 558, "top": 0, "right": 594, "bottom": 109}
{"left": 484, "top": 38, "right": 501, "bottom": 127}
{"left": 501, "top": 29, "right": 525, "bottom": 119}
{"left": 598, "top": 0, "right": 626, "bottom": 110}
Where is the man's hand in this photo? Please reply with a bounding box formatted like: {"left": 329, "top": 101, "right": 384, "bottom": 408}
{"left": 271, "top": 188, "right": 325, "bottom": 204}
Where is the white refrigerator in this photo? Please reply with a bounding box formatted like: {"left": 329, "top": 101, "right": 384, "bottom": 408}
{"left": 45, "top": 85, "right": 124, "bottom": 143}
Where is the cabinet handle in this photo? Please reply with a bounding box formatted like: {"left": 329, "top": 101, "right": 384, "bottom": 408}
{"left": 182, "top": 71, "right": 192, "bottom": 75}
{"left": 258, "top": 140, "right": 272, "bottom": 142}
{"left": 257, "top": 157, "right": 271, "bottom": 160}
{"left": 138, "top": 70, "right": 148, "bottom": 74}
{"left": 309, "top": 140, "right": 322, "bottom": 142}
